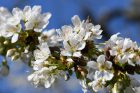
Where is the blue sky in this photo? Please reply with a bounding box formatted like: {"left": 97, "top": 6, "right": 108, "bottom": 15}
{"left": 1, "top": 0, "right": 140, "bottom": 93}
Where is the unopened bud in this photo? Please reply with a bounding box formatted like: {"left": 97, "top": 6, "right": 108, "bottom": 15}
{"left": 0, "top": 47, "right": 4, "bottom": 53}
{"left": 0, "top": 60, "right": 9, "bottom": 76}
{"left": 24, "top": 46, "right": 29, "bottom": 53}
{"left": 60, "top": 56, "right": 65, "bottom": 62}
{"left": 3, "top": 40, "right": 9, "bottom": 45}
{"left": 81, "top": 71, "right": 86, "bottom": 77}
{"left": 64, "top": 74, "right": 70, "bottom": 81}
{"left": 77, "top": 66, "right": 82, "bottom": 71}
{"left": 67, "top": 61, "right": 74, "bottom": 69}
{"left": 6, "top": 49, "right": 16, "bottom": 57}
{"left": 0, "top": 64, "right": 9, "bottom": 76}
{"left": 112, "top": 82, "right": 122, "bottom": 93}
{"left": 11, "top": 53, "right": 20, "bottom": 61}
{"left": 18, "top": 48, "right": 22, "bottom": 51}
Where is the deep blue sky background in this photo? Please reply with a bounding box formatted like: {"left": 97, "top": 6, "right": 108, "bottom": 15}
{"left": 0, "top": 0, "right": 140, "bottom": 93}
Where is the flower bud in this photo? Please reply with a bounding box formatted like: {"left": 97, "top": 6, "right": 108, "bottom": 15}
{"left": 77, "top": 66, "right": 82, "bottom": 71}
{"left": 64, "top": 74, "right": 70, "bottom": 81}
{"left": 0, "top": 60, "right": 9, "bottom": 76}
{"left": 80, "top": 71, "right": 86, "bottom": 77}
{"left": 112, "top": 82, "right": 122, "bottom": 93}
{"left": 3, "top": 40, "right": 9, "bottom": 45}
{"left": 11, "top": 53, "right": 20, "bottom": 61}
{"left": 0, "top": 64, "right": 9, "bottom": 76}
{"left": 0, "top": 47, "right": 4, "bottom": 53}
{"left": 24, "top": 46, "right": 29, "bottom": 53}
{"left": 6, "top": 49, "right": 16, "bottom": 57}
{"left": 67, "top": 61, "right": 74, "bottom": 69}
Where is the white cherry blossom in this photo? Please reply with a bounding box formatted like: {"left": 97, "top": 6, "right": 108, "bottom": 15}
{"left": 24, "top": 6, "right": 51, "bottom": 32}
{"left": 57, "top": 25, "right": 73, "bottom": 41}
{"left": 106, "top": 33, "right": 140, "bottom": 66}
{"left": 79, "top": 79, "right": 88, "bottom": 93}
{"left": 33, "top": 43, "right": 50, "bottom": 70}
{"left": 39, "top": 29, "right": 60, "bottom": 47}
{"left": 88, "top": 55, "right": 113, "bottom": 81}
{"left": 0, "top": 7, "right": 21, "bottom": 43}
{"left": 71, "top": 15, "right": 102, "bottom": 40}
{"left": 61, "top": 37, "right": 86, "bottom": 57}
{"left": 88, "top": 78, "right": 106, "bottom": 92}
{"left": 87, "top": 24, "right": 103, "bottom": 40}
{"left": 28, "top": 66, "right": 56, "bottom": 88}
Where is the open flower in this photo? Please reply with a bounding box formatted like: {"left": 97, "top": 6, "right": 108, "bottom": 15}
{"left": 38, "top": 29, "right": 60, "bottom": 47}
{"left": 61, "top": 37, "right": 86, "bottom": 57}
{"left": 28, "top": 66, "right": 67, "bottom": 88}
{"left": 79, "top": 79, "right": 88, "bottom": 93}
{"left": 0, "top": 7, "right": 21, "bottom": 43}
{"left": 90, "top": 25, "right": 102, "bottom": 39}
{"left": 106, "top": 33, "right": 140, "bottom": 66}
{"left": 57, "top": 25, "right": 73, "bottom": 41}
{"left": 71, "top": 15, "right": 84, "bottom": 32}
{"left": 24, "top": 6, "right": 51, "bottom": 32}
{"left": 88, "top": 78, "right": 106, "bottom": 92}
{"left": 72, "top": 15, "right": 103, "bottom": 41}
{"left": 33, "top": 43, "right": 50, "bottom": 70}
{"left": 88, "top": 55, "right": 113, "bottom": 80}
{"left": 28, "top": 66, "right": 57, "bottom": 88}
{"left": 4, "top": 24, "right": 21, "bottom": 43}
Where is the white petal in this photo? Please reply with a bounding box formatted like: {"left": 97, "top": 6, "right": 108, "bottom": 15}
{"left": 0, "top": 7, "right": 11, "bottom": 17}
{"left": 103, "top": 71, "right": 114, "bottom": 80}
{"left": 95, "top": 35, "right": 102, "bottom": 39}
{"left": 87, "top": 61, "right": 98, "bottom": 70}
{"left": 109, "top": 50, "right": 117, "bottom": 56}
{"left": 32, "top": 5, "right": 41, "bottom": 14}
{"left": 80, "top": 80, "right": 88, "bottom": 93}
{"left": 42, "top": 12, "right": 51, "bottom": 22}
{"left": 23, "top": 6, "right": 31, "bottom": 20}
{"left": 27, "top": 74, "right": 34, "bottom": 81}
{"left": 128, "top": 59, "right": 135, "bottom": 66}
{"left": 66, "top": 58, "right": 73, "bottom": 62}
{"left": 97, "top": 55, "right": 105, "bottom": 64}
{"left": 11, "top": 33, "right": 19, "bottom": 43}
{"left": 84, "top": 32, "right": 91, "bottom": 40}
{"left": 61, "top": 50, "right": 72, "bottom": 56}
{"left": 69, "top": 38, "right": 79, "bottom": 48}
{"left": 94, "top": 71, "right": 103, "bottom": 80}
{"left": 44, "top": 80, "right": 52, "bottom": 88}
{"left": 44, "top": 77, "right": 55, "bottom": 88}
{"left": 71, "top": 15, "right": 81, "bottom": 27}
{"left": 12, "top": 7, "right": 22, "bottom": 18}
{"left": 123, "top": 38, "right": 132, "bottom": 50}
{"left": 63, "top": 40, "right": 71, "bottom": 51}
{"left": 110, "top": 33, "right": 120, "bottom": 42}
{"left": 96, "top": 30, "right": 103, "bottom": 36}
{"left": 43, "top": 29, "right": 55, "bottom": 37}
{"left": 77, "top": 41, "right": 86, "bottom": 50}
{"left": 118, "top": 56, "right": 126, "bottom": 64}
{"left": 79, "top": 80, "right": 87, "bottom": 89}
{"left": 62, "top": 25, "right": 73, "bottom": 34}
{"left": 128, "top": 53, "right": 135, "bottom": 59}
{"left": 94, "top": 25, "right": 101, "bottom": 29}
{"left": 25, "top": 21, "right": 34, "bottom": 30}
{"left": 8, "top": 16, "right": 20, "bottom": 25}
{"left": 91, "top": 80, "right": 104, "bottom": 92}
{"left": 23, "top": 6, "right": 31, "bottom": 12}
{"left": 73, "top": 51, "right": 82, "bottom": 57}
{"left": 105, "top": 61, "right": 112, "bottom": 69}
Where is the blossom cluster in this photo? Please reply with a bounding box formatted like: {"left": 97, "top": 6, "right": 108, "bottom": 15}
{"left": 0, "top": 5, "right": 140, "bottom": 93}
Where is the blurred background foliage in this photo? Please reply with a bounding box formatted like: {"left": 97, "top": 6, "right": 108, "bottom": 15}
{"left": 0, "top": 0, "right": 140, "bottom": 93}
